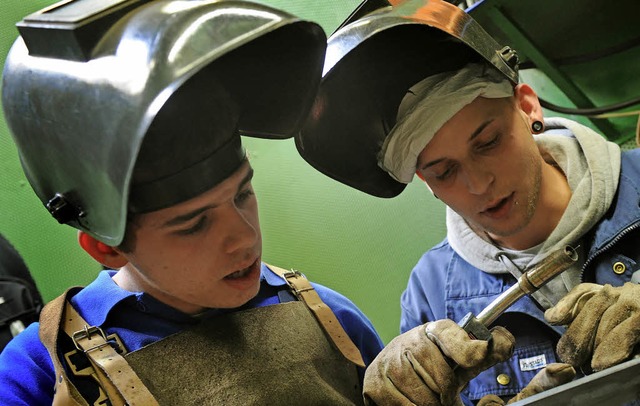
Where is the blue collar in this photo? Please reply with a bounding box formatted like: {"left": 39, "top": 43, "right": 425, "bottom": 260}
{"left": 70, "top": 262, "right": 288, "bottom": 327}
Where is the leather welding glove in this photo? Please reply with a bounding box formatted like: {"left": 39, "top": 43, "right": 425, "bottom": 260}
{"left": 544, "top": 282, "right": 640, "bottom": 371}
{"left": 476, "top": 363, "right": 576, "bottom": 405}
{"left": 363, "top": 319, "right": 515, "bottom": 406}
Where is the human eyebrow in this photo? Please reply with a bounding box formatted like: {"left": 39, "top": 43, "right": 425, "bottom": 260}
{"left": 420, "top": 157, "right": 446, "bottom": 171}
{"left": 419, "top": 119, "right": 495, "bottom": 170}
{"left": 469, "top": 118, "right": 494, "bottom": 142}
{"left": 161, "top": 167, "right": 254, "bottom": 228}
{"left": 238, "top": 167, "right": 254, "bottom": 191}
{"left": 162, "top": 205, "right": 215, "bottom": 228}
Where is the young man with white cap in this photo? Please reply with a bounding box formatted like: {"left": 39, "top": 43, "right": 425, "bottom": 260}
{"left": 297, "top": 0, "right": 640, "bottom": 404}
{"left": 0, "top": 1, "right": 383, "bottom": 404}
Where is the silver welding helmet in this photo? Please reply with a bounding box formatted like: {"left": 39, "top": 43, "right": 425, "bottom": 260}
{"left": 2, "top": 0, "right": 326, "bottom": 245}
{"left": 296, "top": 0, "right": 519, "bottom": 198}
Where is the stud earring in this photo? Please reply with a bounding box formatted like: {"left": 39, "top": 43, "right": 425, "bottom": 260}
{"left": 531, "top": 120, "right": 544, "bottom": 133}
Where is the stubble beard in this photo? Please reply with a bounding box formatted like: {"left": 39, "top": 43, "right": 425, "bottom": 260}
{"left": 480, "top": 154, "right": 542, "bottom": 239}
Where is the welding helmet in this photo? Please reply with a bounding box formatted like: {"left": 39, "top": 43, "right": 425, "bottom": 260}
{"left": 296, "top": 0, "right": 519, "bottom": 198}
{"left": 2, "top": 0, "right": 326, "bottom": 245}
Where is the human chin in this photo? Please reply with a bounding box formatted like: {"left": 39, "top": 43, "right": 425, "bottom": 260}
{"left": 213, "top": 283, "right": 261, "bottom": 309}
{"left": 476, "top": 210, "right": 531, "bottom": 241}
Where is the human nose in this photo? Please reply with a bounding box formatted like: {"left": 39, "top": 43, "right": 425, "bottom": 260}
{"left": 222, "top": 207, "right": 259, "bottom": 254}
{"left": 462, "top": 162, "right": 494, "bottom": 195}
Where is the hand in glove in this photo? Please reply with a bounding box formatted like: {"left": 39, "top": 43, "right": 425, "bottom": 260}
{"left": 545, "top": 282, "right": 640, "bottom": 371}
{"left": 476, "top": 363, "right": 576, "bottom": 405}
{"left": 363, "top": 319, "right": 515, "bottom": 406}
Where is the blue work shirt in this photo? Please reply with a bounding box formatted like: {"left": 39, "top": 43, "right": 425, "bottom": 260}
{"left": 0, "top": 263, "right": 384, "bottom": 406}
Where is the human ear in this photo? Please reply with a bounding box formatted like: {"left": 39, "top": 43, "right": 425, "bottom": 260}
{"left": 78, "top": 231, "right": 128, "bottom": 268}
{"left": 514, "top": 83, "right": 544, "bottom": 128}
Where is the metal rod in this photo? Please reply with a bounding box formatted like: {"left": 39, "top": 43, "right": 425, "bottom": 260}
{"left": 476, "top": 245, "right": 578, "bottom": 326}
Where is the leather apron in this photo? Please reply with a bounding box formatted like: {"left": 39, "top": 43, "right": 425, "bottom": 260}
{"left": 125, "top": 301, "right": 362, "bottom": 405}
{"left": 40, "top": 272, "right": 364, "bottom": 405}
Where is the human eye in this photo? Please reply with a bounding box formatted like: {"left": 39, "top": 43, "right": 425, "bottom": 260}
{"left": 477, "top": 132, "right": 501, "bottom": 151}
{"left": 419, "top": 160, "right": 457, "bottom": 183}
{"left": 235, "top": 187, "right": 255, "bottom": 205}
{"left": 435, "top": 165, "right": 456, "bottom": 181}
{"left": 175, "top": 216, "right": 208, "bottom": 236}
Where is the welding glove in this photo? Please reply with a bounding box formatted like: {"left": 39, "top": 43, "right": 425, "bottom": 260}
{"left": 363, "top": 319, "right": 515, "bottom": 406}
{"left": 476, "top": 363, "right": 576, "bottom": 405}
{"left": 545, "top": 282, "right": 640, "bottom": 371}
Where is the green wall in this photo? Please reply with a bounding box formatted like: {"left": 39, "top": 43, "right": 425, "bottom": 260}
{"left": 0, "top": 0, "right": 446, "bottom": 344}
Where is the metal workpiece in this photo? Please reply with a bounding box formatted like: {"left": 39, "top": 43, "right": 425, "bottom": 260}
{"left": 512, "top": 357, "right": 640, "bottom": 405}
{"left": 476, "top": 246, "right": 579, "bottom": 326}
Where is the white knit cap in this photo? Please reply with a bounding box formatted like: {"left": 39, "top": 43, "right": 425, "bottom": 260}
{"left": 379, "top": 63, "right": 514, "bottom": 183}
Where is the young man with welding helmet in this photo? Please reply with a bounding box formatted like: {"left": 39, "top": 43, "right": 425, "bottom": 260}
{"left": 0, "top": 1, "right": 383, "bottom": 404}
{"left": 297, "top": 0, "right": 640, "bottom": 404}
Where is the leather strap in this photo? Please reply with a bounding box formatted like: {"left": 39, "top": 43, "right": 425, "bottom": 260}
{"left": 267, "top": 264, "right": 366, "bottom": 367}
{"left": 40, "top": 288, "right": 89, "bottom": 406}
{"left": 62, "top": 301, "right": 159, "bottom": 406}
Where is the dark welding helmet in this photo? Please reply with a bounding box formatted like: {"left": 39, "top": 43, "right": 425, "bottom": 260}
{"left": 296, "top": 0, "right": 519, "bottom": 198}
{"left": 2, "top": 0, "right": 326, "bottom": 245}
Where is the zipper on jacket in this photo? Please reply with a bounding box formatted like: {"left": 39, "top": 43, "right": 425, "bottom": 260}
{"left": 581, "top": 220, "right": 640, "bottom": 280}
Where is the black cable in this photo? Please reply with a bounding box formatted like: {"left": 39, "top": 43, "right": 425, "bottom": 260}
{"left": 538, "top": 96, "right": 640, "bottom": 117}
{"left": 519, "top": 35, "right": 640, "bottom": 70}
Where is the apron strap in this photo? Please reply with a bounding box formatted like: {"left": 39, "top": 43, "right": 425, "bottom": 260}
{"left": 40, "top": 288, "right": 159, "bottom": 405}
{"left": 40, "top": 288, "right": 88, "bottom": 406}
{"left": 62, "top": 299, "right": 159, "bottom": 405}
{"left": 266, "top": 263, "right": 366, "bottom": 368}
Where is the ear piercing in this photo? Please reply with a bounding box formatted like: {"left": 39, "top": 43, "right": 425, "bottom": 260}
{"left": 532, "top": 120, "right": 544, "bottom": 133}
